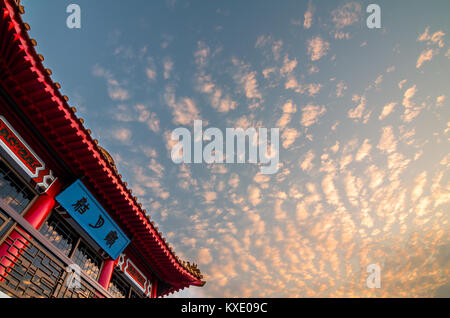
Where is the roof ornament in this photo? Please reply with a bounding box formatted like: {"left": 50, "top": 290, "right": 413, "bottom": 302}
{"left": 13, "top": 0, "right": 24, "bottom": 13}
{"left": 185, "top": 261, "right": 203, "bottom": 279}
{"left": 98, "top": 145, "right": 119, "bottom": 175}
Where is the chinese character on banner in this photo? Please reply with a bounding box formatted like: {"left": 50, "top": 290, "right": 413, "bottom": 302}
{"left": 89, "top": 215, "right": 104, "bottom": 229}
{"left": 72, "top": 197, "right": 90, "bottom": 214}
{"left": 104, "top": 231, "right": 118, "bottom": 248}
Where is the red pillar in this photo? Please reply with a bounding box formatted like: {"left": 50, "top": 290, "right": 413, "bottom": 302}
{"left": 0, "top": 179, "right": 62, "bottom": 279}
{"left": 151, "top": 277, "right": 158, "bottom": 298}
{"left": 98, "top": 258, "right": 117, "bottom": 290}
{"left": 23, "top": 179, "right": 62, "bottom": 229}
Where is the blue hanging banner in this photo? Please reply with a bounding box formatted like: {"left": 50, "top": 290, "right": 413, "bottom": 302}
{"left": 56, "top": 180, "right": 130, "bottom": 260}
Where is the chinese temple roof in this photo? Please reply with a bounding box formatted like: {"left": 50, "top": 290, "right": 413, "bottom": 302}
{"left": 0, "top": 0, "right": 204, "bottom": 295}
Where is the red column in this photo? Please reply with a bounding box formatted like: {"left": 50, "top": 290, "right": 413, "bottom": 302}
{"left": 151, "top": 277, "right": 158, "bottom": 298}
{"left": 0, "top": 179, "right": 62, "bottom": 280}
{"left": 98, "top": 258, "right": 117, "bottom": 290}
{"left": 23, "top": 179, "right": 62, "bottom": 229}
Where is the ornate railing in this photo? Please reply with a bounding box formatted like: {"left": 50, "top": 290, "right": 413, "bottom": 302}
{"left": 0, "top": 199, "right": 112, "bottom": 298}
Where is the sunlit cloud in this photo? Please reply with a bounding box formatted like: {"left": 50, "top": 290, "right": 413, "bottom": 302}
{"left": 203, "top": 191, "right": 218, "bottom": 204}
{"left": 301, "top": 104, "right": 326, "bottom": 127}
{"left": 299, "top": 150, "right": 315, "bottom": 172}
{"left": 303, "top": 1, "right": 314, "bottom": 29}
{"left": 331, "top": 2, "right": 362, "bottom": 29}
{"left": 164, "top": 85, "right": 201, "bottom": 125}
{"left": 232, "top": 58, "right": 263, "bottom": 103}
{"left": 307, "top": 36, "right": 330, "bottom": 61}
{"left": 398, "top": 79, "right": 407, "bottom": 89}
{"left": 114, "top": 127, "right": 132, "bottom": 142}
{"left": 280, "top": 55, "right": 298, "bottom": 75}
{"left": 276, "top": 100, "right": 297, "bottom": 128}
{"left": 197, "top": 73, "right": 237, "bottom": 112}
{"left": 336, "top": 81, "right": 348, "bottom": 97}
{"left": 248, "top": 185, "right": 262, "bottom": 206}
{"left": 377, "top": 126, "right": 397, "bottom": 154}
{"left": 418, "top": 27, "right": 446, "bottom": 48}
{"left": 416, "top": 49, "right": 434, "bottom": 68}
{"left": 436, "top": 95, "right": 446, "bottom": 107}
{"left": 348, "top": 95, "right": 366, "bottom": 120}
{"left": 92, "top": 64, "right": 130, "bottom": 101}
{"left": 163, "top": 57, "right": 174, "bottom": 79}
{"left": 146, "top": 67, "right": 157, "bottom": 80}
{"left": 355, "top": 139, "right": 372, "bottom": 161}
{"left": 281, "top": 128, "right": 300, "bottom": 149}
{"left": 379, "top": 102, "right": 397, "bottom": 120}
{"left": 198, "top": 248, "right": 213, "bottom": 265}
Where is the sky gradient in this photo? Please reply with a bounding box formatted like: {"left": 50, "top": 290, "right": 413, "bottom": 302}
{"left": 21, "top": 0, "right": 449, "bottom": 297}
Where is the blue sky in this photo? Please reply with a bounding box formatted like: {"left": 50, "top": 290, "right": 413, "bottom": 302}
{"left": 22, "top": 0, "right": 449, "bottom": 297}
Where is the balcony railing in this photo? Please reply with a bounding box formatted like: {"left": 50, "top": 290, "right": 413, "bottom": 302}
{"left": 0, "top": 199, "right": 113, "bottom": 298}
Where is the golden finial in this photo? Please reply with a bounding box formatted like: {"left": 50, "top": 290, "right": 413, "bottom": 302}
{"left": 98, "top": 145, "right": 119, "bottom": 175}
